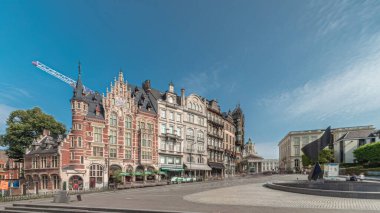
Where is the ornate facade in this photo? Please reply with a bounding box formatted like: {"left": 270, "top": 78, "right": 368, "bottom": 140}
{"left": 20, "top": 64, "right": 247, "bottom": 193}
{"left": 157, "top": 83, "right": 185, "bottom": 179}
{"left": 207, "top": 100, "right": 225, "bottom": 178}
{"left": 222, "top": 111, "right": 236, "bottom": 176}
{"left": 24, "top": 130, "right": 63, "bottom": 194}
{"left": 232, "top": 105, "right": 245, "bottom": 172}
{"left": 183, "top": 93, "right": 210, "bottom": 179}
{"left": 63, "top": 68, "right": 159, "bottom": 190}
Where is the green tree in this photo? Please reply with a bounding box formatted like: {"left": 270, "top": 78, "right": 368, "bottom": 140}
{"left": 301, "top": 149, "right": 334, "bottom": 167}
{"left": 0, "top": 107, "right": 66, "bottom": 159}
{"left": 113, "top": 170, "right": 123, "bottom": 183}
{"left": 353, "top": 142, "right": 380, "bottom": 163}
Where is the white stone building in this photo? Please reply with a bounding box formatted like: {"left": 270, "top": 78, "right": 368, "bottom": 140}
{"left": 334, "top": 129, "right": 379, "bottom": 163}
{"left": 183, "top": 94, "right": 211, "bottom": 179}
{"left": 262, "top": 159, "right": 279, "bottom": 172}
{"left": 157, "top": 83, "right": 185, "bottom": 179}
{"left": 278, "top": 125, "right": 375, "bottom": 171}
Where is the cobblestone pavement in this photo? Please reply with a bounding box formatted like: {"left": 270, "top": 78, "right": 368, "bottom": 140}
{"left": 184, "top": 182, "right": 380, "bottom": 211}
{"left": 1, "top": 175, "right": 379, "bottom": 213}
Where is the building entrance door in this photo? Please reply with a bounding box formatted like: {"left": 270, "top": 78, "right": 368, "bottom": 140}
{"left": 89, "top": 177, "right": 96, "bottom": 189}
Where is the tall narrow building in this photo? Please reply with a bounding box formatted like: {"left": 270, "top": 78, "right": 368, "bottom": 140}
{"left": 206, "top": 100, "right": 225, "bottom": 178}
{"left": 232, "top": 105, "right": 245, "bottom": 173}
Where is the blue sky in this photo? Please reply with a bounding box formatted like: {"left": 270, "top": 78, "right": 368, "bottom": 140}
{"left": 1, "top": 0, "right": 380, "bottom": 158}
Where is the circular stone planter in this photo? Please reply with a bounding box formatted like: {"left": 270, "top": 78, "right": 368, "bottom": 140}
{"left": 264, "top": 180, "right": 380, "bottom": 199}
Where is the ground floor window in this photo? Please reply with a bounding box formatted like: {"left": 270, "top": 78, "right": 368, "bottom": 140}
{"left": 41, "top": 175, "right": 48, "bottom": 189}
{"left": 90, "top": 164, "right": 103, "bottom": 188}
{"left": 52, "top": 175, "right": 60, "bottom": 190}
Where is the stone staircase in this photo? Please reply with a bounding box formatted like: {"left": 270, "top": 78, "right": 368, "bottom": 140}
{"left": 1, "top": 203, "right": 192, "bottom": 213}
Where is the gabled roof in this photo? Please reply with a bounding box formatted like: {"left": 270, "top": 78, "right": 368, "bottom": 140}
{"left": 336, "top": 129, "right": 374, "bottom": 141}
{"left": 129, "top": 84, "right": 160, "bottom": 115}
{"left": 26, "top": 135, "right": 63, "bottom": 156}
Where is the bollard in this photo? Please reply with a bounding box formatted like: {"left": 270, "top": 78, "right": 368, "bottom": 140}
{"left": 76, "top": 194, "right": 82, "bottom": 201}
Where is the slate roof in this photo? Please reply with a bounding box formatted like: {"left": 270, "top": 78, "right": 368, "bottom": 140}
{"left": 129, "top": 84, "right": 161, "bottom": 115}
{"left": 25, "top": 135, "right": 63, "bottom": 156}
{"left": 336, "top": 129, "right": 374, "bottom": 141}
{"left": 368, "top": 130, "right": 380, "bottom": 138}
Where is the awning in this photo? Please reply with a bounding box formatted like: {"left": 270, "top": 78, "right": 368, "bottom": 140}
{"left": 144, "top": 171, "right": 154, "bottom": 175}
{"left": 118, "top": 172, "right": 132, "bottom": 176}
{"left": 160, "top": 168, "right": 184, "bottom": 172}
{"left": 134, "top": 172, "right": 143, "bottom": 176}
{"left": 158, "top": 171, "right": 167, "bottom": 175}
{"left": 208, "top": 162, "right": 225, "bottom": 169}
{"left": 184, "top": 163, "right": 212, "bottom": 171}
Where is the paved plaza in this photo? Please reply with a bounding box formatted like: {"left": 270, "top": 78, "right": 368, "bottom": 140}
{"left": 1, "top": 175, "right": 380, "bottom": 213}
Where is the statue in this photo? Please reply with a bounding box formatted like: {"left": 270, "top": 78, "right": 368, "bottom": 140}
{"left": 301, "top": 126, "right": 331, "bottom": 181}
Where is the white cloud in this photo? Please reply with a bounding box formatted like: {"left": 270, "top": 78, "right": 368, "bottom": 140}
{"left": 305, "top": 1, "right": 380, "bottom": 40}
{"left": 0, "top": 83, "right": 32, "bottom": 102}
{"left": 262, "top": 33, "right": 380, "bottom": 121}
{"left": 0, "top": 104, "right": 15, "bottom": 133}
{"left": 181, "top": 68, "right": 222, "bottom": 96}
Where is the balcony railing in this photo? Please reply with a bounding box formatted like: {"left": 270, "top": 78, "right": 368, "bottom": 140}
{"left": 197, "top": 137, "right": 204, "bottom": 142}
{"left": 186, "top": 135, "right": 195, "bottom": 140}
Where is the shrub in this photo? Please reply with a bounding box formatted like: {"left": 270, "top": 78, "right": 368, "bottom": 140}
{"left": 354, "top": 142, "right": 380, "bottom": 163}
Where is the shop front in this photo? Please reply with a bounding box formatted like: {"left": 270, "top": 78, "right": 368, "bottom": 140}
{"left": 184, "top": 163, "right": 211, "bottom": 180}
{"left": 208, "top": 162, "right": 225, "bottom": 179}
{"left": 159, "top": 166, "right": 183, "bottom": 180}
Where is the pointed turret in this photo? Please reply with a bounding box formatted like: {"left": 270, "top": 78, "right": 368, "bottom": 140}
{"left": 118, "top": 70, "right": 124, "bottom": 82}
{"left": 73, "top": 62, "right": 85, "bottom": 100}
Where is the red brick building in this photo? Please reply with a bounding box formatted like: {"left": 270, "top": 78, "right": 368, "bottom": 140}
{"left": 24, "top": 130, "right": 63, "bottom": 194}
{"left": 61, "top": 68, "right": 159, "bottom": 190}
{"left": 0, "top": 151, "right": 23, "bottom": 195}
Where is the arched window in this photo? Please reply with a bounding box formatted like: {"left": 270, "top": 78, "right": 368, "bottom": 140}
{"left": 199, "top": 106, "right": 203, "bottom": 112}
{"left": 168, "top": 96, "right": 173, "bottom": 103}
{"left": 125, "top": 116, "right": 132, "bottom": 129}
{"left": 125, "top": 132, "right": 131, "bottom": 146}
{"left": 89, "top": 164, "right": 103, "bottom": 185}
{"left": 187, "top": 128, "right": 194, "bottom": 137}
{"left": 110, "top": 113, "right": 117, "bottom": 127}
{"left": 197, "top": 131, "right": 204, "bottom": 139}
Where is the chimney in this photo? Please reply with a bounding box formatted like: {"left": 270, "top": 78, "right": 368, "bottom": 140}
{"left": 43, "top": 129, "right": 50, "bottom": 136}
{"left": 181, "top": 88, "right": 185, "bottom": 106}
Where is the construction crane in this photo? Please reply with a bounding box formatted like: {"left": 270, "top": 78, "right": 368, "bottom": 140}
{"left": 32, "top": 61, "right": 94, "bottom": 94}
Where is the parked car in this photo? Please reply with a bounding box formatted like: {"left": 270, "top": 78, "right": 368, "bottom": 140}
{"left": 170, "top": 177, "right": 196, "bottom": 184}
{"left": 349, "top": 176, "right": 358, "bottom": 181}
